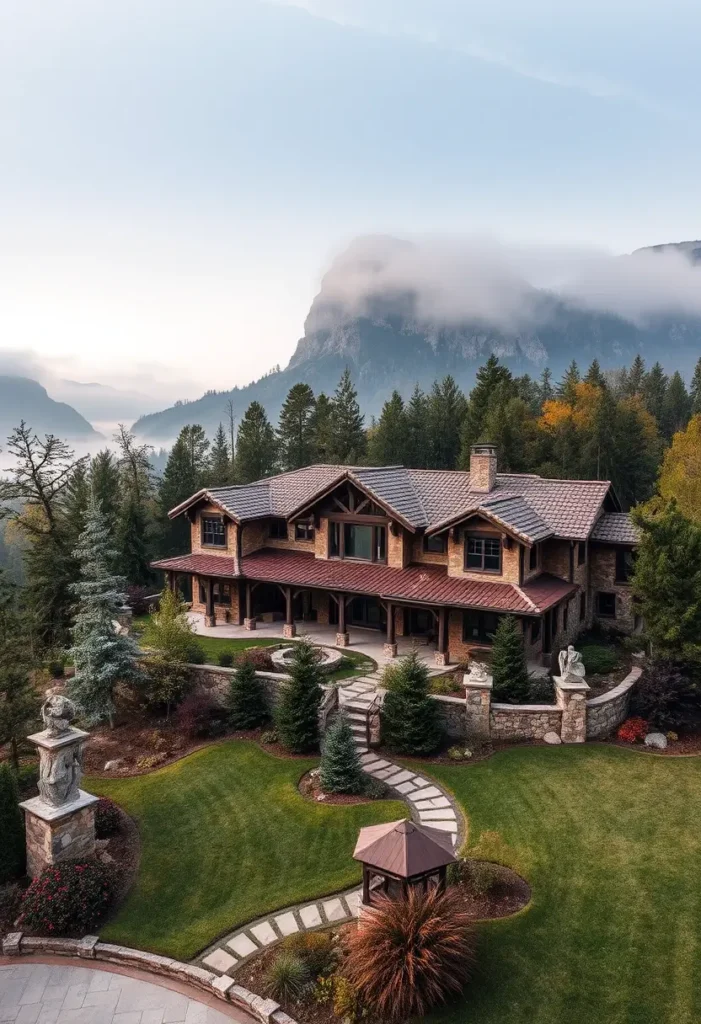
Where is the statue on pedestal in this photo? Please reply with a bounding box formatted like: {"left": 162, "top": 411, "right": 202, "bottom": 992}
{"left": 466, "top": 661, "right": 490, "bottom": 685}
{"left": 36, "top": 694, "right": 83, "bottom": 807}
{"left": 41, "top": 693, "right": 76, "bottom": 737}
{"left": 558, "top": 645, "right": 586, "bottom": 683}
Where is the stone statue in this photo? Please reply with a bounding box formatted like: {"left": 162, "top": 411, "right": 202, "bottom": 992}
{"left": 558, "top": 645, "right": 586, "bottom": 682}
{"left": 38, "top": 744, "right": 83, "bottom": 807}
{"left": 466, "top": 661, "right": 490, "bottom": 684}
{"left": 41, "top": 693, "right": 77, "bottom": 737}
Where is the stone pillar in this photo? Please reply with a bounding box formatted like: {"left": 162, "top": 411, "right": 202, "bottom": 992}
{"left": 336, "top": 593, "right": 349, "bottom": 647}
{"left": 20, "top": 698, "right": 97, "bottom": 879}
{"left": 384, "top": 602, "right": 397, "bottom": 657}
{"left": 434, "top": 607, "right": 449, "bottom": 666}
{"left": 554, "top": 677, "right": 589, "bottom": 743}
{"left": 204, "top": 578, "right": 216, "bottom": 628}
{"left": 244, "top": 582, "right": 256, "bottom": 630}
{"left": 283, "top": 587, "right": 296, "bottom": 638}
{"left": 464, "top": 669, "right": 493, "bottom": 740}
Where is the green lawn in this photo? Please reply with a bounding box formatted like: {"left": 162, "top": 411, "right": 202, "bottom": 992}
{"left": 87, "top": 741, "right": 403, "bottom": 960}
{"left": 411, "top": 746, "right": 701, "bottom": 1024}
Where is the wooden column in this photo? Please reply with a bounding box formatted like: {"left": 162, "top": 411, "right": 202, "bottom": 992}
{"left": 244, "top": 581, "right": 256, "bottom": 630}
{"left": 384, "top": 601, "right": 397, "bottom": 657}
{"left": 336, "top": 592, "right": 349, "bottom": 647}
{"left": 283, "top": 585, "right": 296, "bottom": 638}
{"left": 167, "top": 570, "right": 176, "bottom": 593}
{"left": 205, "top": 578, "right": 216, "bottom": 627}
{"left": 362, "top": 864, "right": 371, "bottom": 905}
{"left": 434, "top": 606, "right": 449, "bottom": 666}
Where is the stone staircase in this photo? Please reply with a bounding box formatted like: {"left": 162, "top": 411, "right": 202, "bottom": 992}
{"left": 338, "top": 673, "right": 384, "bottom": 754}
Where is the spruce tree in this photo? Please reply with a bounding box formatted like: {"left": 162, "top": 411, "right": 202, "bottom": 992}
{"left": 117, "top": 493, "right": 152, "bottom": 587}
{"left": 0, "top": 574, "right": 38, "bottom": 768}
{"left": 642, "top": 361, "right": 668, "bottom": 423}
{"left": 69, "top": 496, "right": 144, "bottom": 726}
{"left": 208, "top": 423, "right": 235, "bottom": 485}
{"left": 690, "top": 357, "right": 701, "bottom": 415}
{"left": 381, "top": 649, "right": 442, "bottom": 755}
{"left": 275, "top": 637, "right": 324, "bottom": 753}
{"left": 628, "top": 354, "right": 646, "bottom": 396}
{"left": 584, "top": 359, "right": 606, "bottom": 389}
{"left": 0, "top": 762, "right": 25, "bottom": 884}
{"left": 311, "top": 392, "right": 333, "bottom": 462}
{"left": 235, "top": 401, "right": 278, "bottom": 482}
{"left": 557, "top": 360, "right": 580, "bottom": 403}
{"left": 277, "top": 383, "right": 317, "bottom": 471}
{"left": 460, "top": 357, "right": 514, "bottom": 461}
{"left": 427, "top": 375, "right": 466, "bottom": 470}
{"left": 90, "top": 450, "right": 121, "bottom": 540}
{"left": 405, "top": 384, "right": 429, "bottom": 468}
{"left": 366, "top": 391, "right": 408, "bottom": 466}
{"left": 660, "top": 370, "right": 691, "bottom": 440}
{"left": 319, "top": 714, "right": 364, "bottom": 794}
{"left": 327, "top": 369, "right": 366, "bottom": 464}
{"left": 159, "top": 425, "right": 210, "bottom": 556}
{"left": 490, "top": 616, "right": 531, "bottom": 703}
{"left": 114, "top": 426, "right": 155, "bottom": 587}
{"left": 227, "top": 657, "right": 269, "bottom": 729}
{"left": 538, "top": 367, "right": 554, "bottom": 408}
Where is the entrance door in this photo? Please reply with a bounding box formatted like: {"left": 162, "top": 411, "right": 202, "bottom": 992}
{"left": 348, "top": 597, "right": 387, "bottom": 631}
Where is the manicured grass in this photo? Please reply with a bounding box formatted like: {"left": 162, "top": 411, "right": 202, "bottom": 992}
{"left": 409, "top": 746, "right": 701, "bottom": 1024}
{"left": 87, "top": 741, "right": 403, "bottom": 960}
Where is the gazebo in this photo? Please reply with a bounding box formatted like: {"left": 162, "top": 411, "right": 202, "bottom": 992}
{"left": 353, "top": 818, "right": 457, "bottom": 906}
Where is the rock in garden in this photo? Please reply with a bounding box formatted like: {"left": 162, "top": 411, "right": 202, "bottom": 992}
{"left": 644, "top": 732, "right": 667, "bottom": 750}
{"left": 104, "top": 759, "right": 122, "bottom": 770}
{"left": 544, "top": 732, "right": 562, "bottom": 745}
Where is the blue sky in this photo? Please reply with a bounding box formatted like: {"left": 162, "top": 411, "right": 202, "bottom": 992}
{"left": 0, "top": 0, "right": 697, "bottom": 398}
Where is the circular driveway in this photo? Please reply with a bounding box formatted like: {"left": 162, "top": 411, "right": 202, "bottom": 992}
{"left": 0, "top": 960, "right": 253, "bottom": 1023}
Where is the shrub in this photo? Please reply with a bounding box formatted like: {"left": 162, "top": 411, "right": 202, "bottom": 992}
{"left": 264, "top": 952, "right": 311, "bottom": 1002}
{"left": 186, "top": 642, "right": 206, "bottom": 665}
{"left": 218, "top": 650, "right": 234, "bottom": 668}
{"left": 343, "top": 888, "right": 476, "bottom": 1021}
{"left": 319, "top": 715, "right": 364, "bottom": 794}
{"left": 95, "top": 797, "right": 121, "bottom": 838}
{"left": 228, "top": 658, "right": 270, "bottom": 730}
{"left": 528, "top": 676, "right": 554, "bottom": 703}
{"left": 462, "top": 859, "right": 500, "bottom": 897}
{"left": 617, "top": 717, "right": 648, "bottom": 743}
{"left": 260, "top": 728, "right": 279, "bottom": 745}
{"left": 313, "top": 976, "right": 334, "bottom": 1005}
{"left": 490, "top": 617, "right": 530, "bottom": 703}
{"left": 135, "top": 753, "right": 167, "bottom": 771}
{"left": 631, "top": 660, "right": 701, "bottom": 732}
{"left": 282, "top": 931, "right": 337, "bottom": 978}
{"left": 275, "top": 638, "right": 324, "bottom": 753}
{"left": 15, "top": 762, "right": 39, "bottom": 797}
{"left": 363, "top": 777, "right": 388, "bottom": 800}
{"left": 580, "top": 644, "right": 620, "bottom": 675}
{"left": 235, "top": 648, "right": 275, "bottom": 672}
{"left": 332, "top": 976, "right": 365, "bottom": 1023}
{"left": 19, "top": 860, "right": 114, "bottom": 935}
{"left": 139, "top": 656, "right": 193, "bottom": 717}
{"left": 381, "top": 650, "right": 442, "bottom": 755}
{"left": 447, "top": 746, "right": 472, "bottom": 761}
{"left": 47, "top": 660, "right": 65, "bottom": 679}
{"left": 175, "top": 690, "right": 215, "bottom": 738}
{"left": 0, "top": 763, "right": 25, "bottom": 883}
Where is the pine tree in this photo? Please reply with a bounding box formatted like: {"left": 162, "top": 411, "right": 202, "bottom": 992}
{"left": 660, "top": 370, "right": 691, "bottom": 440}
{"left": 319, "top": 714, "right": 364, "bottom": 794}
{"left": 427, "top": 376, "right": 466, "bottom": 470}
{"left": 538, "top": 368, "right": 554, "bottom": 408}
{"left": 628, "top": 354, "right": 646, "bottom": 396}
{"left": 405, "top": 385, "right": 429, "bottom": 468}
{"left": 114, "top": 426, "right": 155, "bottom": 588}
{"left": 68, "top": 496, "right": 144, "bottom": 726}
{"left": 690, "top": 358, "right": 701, "bottom": 415}
{"left": 381, "top": 649, "right": 442, "bottom": 755}
{"left": 64, "top": 462, "right": 91, "bottom": 549}
{"left": 227, "top": 657, "right": 269, "bottom": 729}
{"left": 0, "top": 762, "right": 24, "bottom": 884}
{"left": 90, "top": 450, "right": 121, "bottom": 541}
{"left": 208, "top": 423, "right": 235, "bottom": 485}
{"left": 584, "top": 359, "right": 606, "bottom": 389}
{"left": 631, "top": 499, "right": 701, "bottom": 664}
{"left": 642, "top": 361, "right": 668, "bottom": 423}
{"left": 235, "top": 401, "right": 278, "bottom": 483}
{"left": 327, "top": 369, "right": 366, "bottom": 464}
{"left": 159, "top": 425, "right": 210, "bottom": 556}
{"left": 459, "top": 357, "right": 513, "bottom": 464}
{"left": 0, "top": 574, "right": 38, "bottom": 768}
{"left": 277, "top": 383, "right": 317, "bottom": 471}
{"left": 557, "top": 360, "right": 580, "bottom": 403}
{"left": 311, "top": 392, "right": 333, "bottom": 462}
{"left": 275, "top": 637, "right": 324, "bottom": 752}
{"left": 117, "top": 492, "right": 152, "bottom": 587}
{"left": 366, "top": 391, "right": 408, "bottom": 466}
{"left": 490, "top": 616, "right": 530, "bottom": 703}
{"left": 606, "top": 396, "right": 660, "bottom": 508}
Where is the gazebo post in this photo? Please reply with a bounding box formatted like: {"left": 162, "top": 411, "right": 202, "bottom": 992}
{"left": 362, "top": 864, "right": 371, "bottom": 906}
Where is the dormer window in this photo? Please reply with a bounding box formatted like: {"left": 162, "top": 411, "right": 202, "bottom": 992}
{"left": 268, "top": 519, "right": 288, "bottom": 540}
{"left": 329, "top": 521, "right": 387, "bottom": 563}
{"left": 465, "top": 534, "right": 501, "bottom": 573}
{"left": 202, "top": 516, "right": 226, "bottom": 547}
{"left": 424, "top": 533, "right": 447, "bottom": 554}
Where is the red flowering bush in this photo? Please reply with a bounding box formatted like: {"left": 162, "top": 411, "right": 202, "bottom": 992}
{"left": 617, "top": 717, "right": 648, "bottom": 743}
{"left": 95, "top": 798, "right": 121, "bottom": 838}
{"left": 19, "top": 860, "right": 114, "bottom": 935}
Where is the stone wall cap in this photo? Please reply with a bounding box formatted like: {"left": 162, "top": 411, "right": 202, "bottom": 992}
{"left": 553, "top": 676, "right": 590, "bottom": 692}
{"left": 20, "top": 789, "right": 99, "bottom": 822}
{"left": 26, "top": 727, "right": 90, "bottom": 750}
{"left": 586, "top": 665, "right": 642, "bottom": 706}
{"left": 463, "top": 676, "right": 493, "bottom": 690}
{"left": 491, "top": 702, "right": 561, "bottom": 712}
{"left": 2, "top": 932, "right": 22, "bottom": 955}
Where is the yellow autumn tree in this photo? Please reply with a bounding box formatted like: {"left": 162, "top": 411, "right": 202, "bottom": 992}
{"left": 658, "top": 414, "right": 701, "bottom": 523}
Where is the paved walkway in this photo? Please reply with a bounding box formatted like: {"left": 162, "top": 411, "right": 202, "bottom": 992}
{"left": 0, "top": 962, "right": 247, "bottom": 1024}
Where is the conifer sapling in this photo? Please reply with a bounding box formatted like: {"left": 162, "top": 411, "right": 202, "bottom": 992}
{"left": 319, "top": 714, "right": 364, "bottom": 794}
{"left": 228, "top": 657, "right": 269, "bottom": 729}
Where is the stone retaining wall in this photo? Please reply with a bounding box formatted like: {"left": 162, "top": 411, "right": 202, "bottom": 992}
{"left": 586, "top": 666, "right": 643, "bottom": 739}
{"left": 1, "top": 932, "right": 298, "bottom": 1024}
{"left": 490, "top": 704, "right": 563, "bottom": 741}
{"left": 431, "top": 693, "right": 467, "bottom": 739}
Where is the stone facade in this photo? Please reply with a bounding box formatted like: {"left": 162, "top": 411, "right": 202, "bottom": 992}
{"left": 431, "top": 694, "right": 467, "bottom": 739}
{"left": 387, "top": 524, "right": 408, "bottom": 569}
{"left": 586, "top": 666, "right": 642, "bottom": 738}
{"left": 464, "top": 679, "right": 491, "bottom": 739}
{"left": 447, "top": 518, "right": 521, "bottom": 583}
{"left": 589, "top": 544, "right": 636, "bottom": 631}
{"left": 23, "top": 802, "right": 97, "bottom": 878}
{"left": 490, "top": 704, "right": 564, "bottom": 741}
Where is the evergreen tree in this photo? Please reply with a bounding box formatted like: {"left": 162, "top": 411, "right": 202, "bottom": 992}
{"left": 459, "top": 357, "right": 513, "bottom": 463}
{"left": 158, "top": 425, "right": 210, "bottom": 556}
{"left": 89, "top": 450, "right": 121, "bottom": 541}
{"left": 628, "top": 354, "right": 646, "bottom": 396}
{"left": 115, "top": 426, "right": 155, "bottom": 587}
{"left": 275, "top": 637, "right": 324, "bottom": 752}
{"left": 117, "top": 493, "right": 152, "bottom": 586}
{"left": 405, "top": 385, "right": 430, "bottom": 468}
{"left": 381, "top": 649, "right": 442, "bottom": 755}
{"left": 642, "top": 361, "right": 668, "bottom": 423}
{"left": 0, "top": 574, "right": 38, "bottom": 767}
{"left": 311, "top": 392, "right": 333, "bottom": 462}
{"left": 690, "top": 358, "right": 701, "bottom": 415}
{"left": 584, "top": 359, "right": 606, "bottom": 389}
{"left": 557, "top": 360, "right": 580, "bottom": 403}
{"left": 139, "top": 587, "right": 196, "bottom": 715}
{"left": 366, "top": 391, "right": 408, "bottom": 466}
{"left": 607, "top": 396, "right": 660, "bottom": 508}
{"left": 482, "top": 395, "right": 535, "bottom": 473}
{"left": 632, "top": 500, "right": 701, "bottom": 664}
{"left": 427, "top": 376, "right": 466, "bottom": 470}
{"left": 0, "top": 762, "right": 24, "bottom": 884}
{"left": 64, "top": 462, "right": 91, "bottom": 548}
{"left": 277, "top": 383, "right": 317, "bottom": 471}
{"left": 69, "top": 496, "right": 144, "bottom": 726}
{"left": 235, "top": 401, "right": 278, "bottom": 483}
{"left": 660, "top": 370, "right": 691, "bottom": 440}
{"left": 490, "top": 616, "right": 530, "bottom": 703}
{"left": 227, "top": 657, "right": 269, "bottom": 729}
{"left": 208, "top": 423, "right": 235, "bottom": 485}
{"left": 327, "top": 369, "right": 366, "bottom": 464}
{"left": 538, "top": 367, "right": 554, "bottom": 408}
{"left": 319, "top": 714, "right": 364, "bottom": 794}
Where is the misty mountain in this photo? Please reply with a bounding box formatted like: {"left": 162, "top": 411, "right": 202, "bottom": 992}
{"left": 52, "top": 379, "right": 161, "bottom": 427}
{"left": 0, "top": 376, "right": 101, "bottom": 444}
{"left": 131, "top": 238, "right": 701, "bottom": 443}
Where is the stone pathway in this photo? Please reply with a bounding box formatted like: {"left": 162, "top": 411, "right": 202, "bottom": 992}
{"left": 0, "top": 962, "right": 246, "bottom": 1023}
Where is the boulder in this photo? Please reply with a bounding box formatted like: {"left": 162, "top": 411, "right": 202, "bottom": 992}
{"left": 644, "top": 732, "right": 667, "bottom": 750}
{"left": 544, "top": 732, "right": 562, "bottom": 745}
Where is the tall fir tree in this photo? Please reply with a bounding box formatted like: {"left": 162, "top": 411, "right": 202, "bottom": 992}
{"left": 227, "top": 657, "right": 269, "bottom": 728}
{"left": 538, "top": 367, "right": 554, "bottom": 408}
{"left": 69, "top": 496, "right": 144, "bottom": 726}
{"left": 405, "top": 384, "right": 430, "bottom": 468}
{"left": 627, "top": 354, "right": 646, "bottom": 396}
{"left": 642, "top": 361, "right": 668, "bottom": 423}
{"left": 208, "top": 423, "right": 235, "bottom": 485}
{"left": 690, "top": 357, "right": 701, "bottom": 415}
{"left": 89, "top": 450, "right": 121, "bottom": 540}
{"left": 427, "top": 375, "right": 466, "bottom": 470}
{"left": 0, "top": 573, "right": 38, "bottom": 767}
{"left": 159, "top": 425, "right": 210, "bottom": 557}
{"left": 326, "top": 369, "right": 366, "bottom": 464}
{"left": 490, "top": 616, "right": 531, "bottom": 703}
{"left": 64, "top": 462, "right": 91, "bottom": 548}
{"left": 660, "top": 370, "right": 691, "bottom": 440}
{"left": 584, "top": 359, "right": 607, "bottom": 389}
{"left": 235, "top": 401, "right": 278, "bottom": 482}
{"left": 115, "top": 426, "right": 155, "bottom": 587}
{"left": 459, "top": 357, "right": 514, "bottom": 464}
{"left": 319, "top": 714, "right": 364, "bottom": 794}
{"left": 277, "top": 383, "right": 317, "bottom": 471}
{"left": 117, "top": 493, "right": 152, "bottom": 586}
{"left": 366, "top": 391, "right": 408, "bottom": 466}
{"left": 0, "top": 762, "right": 25, "bottom": 884}
{"left": 311, "top": 392, "right": 333, "bottom": 463}
{"left": 557, "top": 360, "right": 580, "bottom": 403}
{"left": 275, "top": 637, "right": 324, "bottom": 752}
{"left": 381, "top": 649, "right": 442, "bottom": 755}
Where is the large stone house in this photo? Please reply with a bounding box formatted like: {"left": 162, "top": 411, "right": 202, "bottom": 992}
{"left": 152, "top": 444, "right": 640, "bottom": 667}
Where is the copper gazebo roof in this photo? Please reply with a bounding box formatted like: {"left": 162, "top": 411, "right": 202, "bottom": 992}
{"left": 353, "top": 819, "right": 457, "bottom": 878}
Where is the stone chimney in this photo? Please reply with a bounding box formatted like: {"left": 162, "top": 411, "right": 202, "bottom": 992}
{"left": 470, "top": 443, "right": 497, "bottom": 493}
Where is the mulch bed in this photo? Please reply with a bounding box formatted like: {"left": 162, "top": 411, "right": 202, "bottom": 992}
{"left": 608, "top": 732, "right": 701, "bottom": 756}
{"left": 453, "top": 861, "right": 531, "bottom": 919}
{"left": 298, "top": 769, "right": 377, "bottom": 805}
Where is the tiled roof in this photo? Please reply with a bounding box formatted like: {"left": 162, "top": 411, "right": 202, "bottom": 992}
{"left": 152, "top": 549, "right": 576, "bottom": 615}
{"left": 169, "top": 464, "right": 614, "bottom": 541}
{"left": 591, "top": 513, "right": 640, "bottom": 545}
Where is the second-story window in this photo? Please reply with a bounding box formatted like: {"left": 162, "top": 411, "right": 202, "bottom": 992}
{"left": 268, "top": 519, "right": 288, "bottom": 540}
{"left": 424, "top": 533, "right": 447, "bottom": 554}
{"left": 202, "top": 516, "right": 226, "bottom": 547}
{"left": 295, "top": 522, "right": 315, "bottom": 541}
{"left": 615, "top": 547, "right": 635, "bottom": 583}
{"left": 465, "top": 534, "right": 501, "bottom": 573}
{"left": 329, "top": 521, "right": 387, "bottom": 562}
